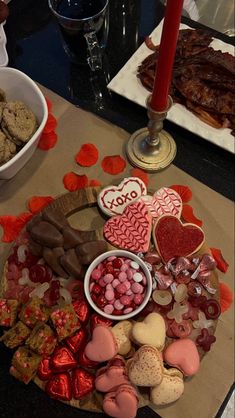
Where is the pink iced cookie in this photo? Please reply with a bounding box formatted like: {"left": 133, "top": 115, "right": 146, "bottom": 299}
{"left": 104, "top": 201, "right": 152, "bottom": 253}
{"left": 98, "top": 177, "right": 147, "bottom": 216}
{"left": 95, "top": 366, "right": 129, "bottom": 392}
{"left": 85, "top": 325, "right": 118, "bottom": 362}
{"left": 140, "top": 187, "right": 182, "bottom": 219}
{"left": 103, "top": 384, "right": 138, "bottom": 418}
{"left": 164, "top": 338, "right": 200, "bottom": 376}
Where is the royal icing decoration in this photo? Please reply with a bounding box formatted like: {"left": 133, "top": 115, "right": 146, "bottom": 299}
{"left": 140, "top": 187, "right": 182, "bottom": 219}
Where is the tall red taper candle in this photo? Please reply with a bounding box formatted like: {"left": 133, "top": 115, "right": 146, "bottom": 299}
{"left": 150, "top": 0, "right": 184, "bottom": 111}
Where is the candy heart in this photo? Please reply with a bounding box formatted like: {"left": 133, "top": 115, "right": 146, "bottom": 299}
{"left": 37, "top": 357, "right": 53, "bottom": 381}
{"left": 50, "top": 346, "right": 77, "bottom": 372}
{"left": 150, "top": 370, "right": 184, "bottom": 405}
{"left": 128, "top": 345, "right": 163, "bottom": 387}
{"left": 72, "top": 368, "right": 95, "bottom": 399}
{"left": 60, "top": 249, "right": 83, "bottom": 278}
{"left": 85, "top": 325, "right": 118, "bottom": 362}
{"left": 103, "top": 201, "right": 152, "bottom": 253}
{"left": 95, "top": 366, "right": 129, "bottom": 392}
{"left": 45, "top": 373, "right": 72, "bottom": 401}
{"left": 98, "top": 177, "right": 147, "bottom": 216}
{"left": 140, "top": 187, "right": 182, "bottom": 219}
{"left": 90, "top": 313, "right": 113, "bottom": 332}
{"left": 153, "top": 215, "right": 205, "bottom": 263}
{"left": 131, "top": 312, "right": 166, "bottom": 350}
{"left": 111, "top": 320, "right": 133, "bottom": 356}
{"left": 164, "top": 338, "right": 200, "bottom": 376}
{"left": 65, "top": 328, "right": 87, "bottom": 354}
{"left": 73, "top": 299, "right": 90, "bottom": 325}
{"left": 103, "top": 384, "right": 138, "bottom": 418}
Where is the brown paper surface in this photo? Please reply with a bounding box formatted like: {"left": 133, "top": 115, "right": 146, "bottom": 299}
{"left": 0, "top": 86, "right": 234, "bottom": 418}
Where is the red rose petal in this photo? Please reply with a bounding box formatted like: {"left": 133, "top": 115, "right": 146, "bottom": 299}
{"left": 182, "top": 204, "right": 203, "bottom": 227}
{"left": 130, "top": 168, "right": 149, "bottom": 187}
{"left": 219, "top": 282, "right": 233, "bottom": 313}
{"left": 45, "top": 97, "right": 53, "bottom": 113}
{"left": 210, "top": 248, "right": 229, "bottom": 273}
{"left": 75, "top": 144, "right": 99, "bottom": 167}
{"left": 43, "top": 114, "right": 57, "bottom": 134}
{"left": 89, "top": 179, "right": 102, "bottom": 186}
{"left": 28, "top": 196, "right": 55, "bottom": 214}
{"left": 38, "top": 131, "right": 58, "bottom": 150}
{"left": 101, "top": 155, "right": 126, "bottom": 175}
{"left": 0, "top": 212, "right": 33, "bottom": 243}
{"left": 169, "top": 184, "right": 193, "bottom": 203}
{"left": 63, "top": 172, "right": 89, "bottom": 192}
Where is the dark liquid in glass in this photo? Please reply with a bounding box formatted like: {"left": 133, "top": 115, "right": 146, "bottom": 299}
{"left": 55, "top": 0, "right": 108, "bottom": 63}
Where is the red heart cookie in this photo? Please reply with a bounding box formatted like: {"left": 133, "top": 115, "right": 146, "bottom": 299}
{"left": 45, "top": 373, "right": 72, "bottom": 401}
{"left": 103, "top": 384, "right": 138, "bottom": 418}
{"left": 50, "top": 346, "right": 77, "bottom": 372}
{"left": 85, "top": 325, "right": 118, "bottom": 362}
{"left": 163, "top": 338, "right": 200, "bottom": 376}
{"left": 72, "top": 368, "right": 95, "bottom": 399}
{"left": 140, "top": 187, "right": 182, "bottom": 219}
{"left": 104, "top": 201, "right": 152, "bottom": 253}
{"left": 153, "top": 215, "right": 205, "bottom": 262}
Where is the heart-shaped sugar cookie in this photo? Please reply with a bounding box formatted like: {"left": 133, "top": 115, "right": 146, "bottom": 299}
{"left": 164, "top": 338, "right": 200, "bottom": 376}
{"left": 103, "top": 201, "right": 152, "bottom": 253}
{"left": 131, "top": 313, "right": 166, "bottom": 350}
{"left": 95, "top": 366, "right": 129, "bottom": 392}
{"left": 140, "top": 187, "right": 182, "bottom": 219}
{"left": 153, "top": 215, "right": 205, "bottom": 263}
{"left": 85, "top": 325, "right": 118, "bottom": 362}
{"left": 128, "top": 345, "right": 163, "bottom": 387}
{"left": 103, "top": 384, "right": 138, "bottom": 418}
{"left": 111, "top": 321, "right": 133, "bottom": 356}
{"left": 150, "top": 371, "right": 184, "bottom": 406}
{"left": 98, "top": 177, "right": 147, "bottom": 216}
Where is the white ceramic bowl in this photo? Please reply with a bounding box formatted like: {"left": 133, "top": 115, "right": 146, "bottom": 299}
{"left": 0, "top": 67, "right": 48, "bottom": 180}
{"left": 84, "top": 250, "right": 152, "bottom": 321}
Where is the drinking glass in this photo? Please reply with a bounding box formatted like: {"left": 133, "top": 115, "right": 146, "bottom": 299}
{"left": 48, "top": 0, "right": 109, "bottom": 70}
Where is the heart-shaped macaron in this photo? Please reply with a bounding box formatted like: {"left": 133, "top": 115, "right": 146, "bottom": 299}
{"left": 50, "top": 346, "right": 77, "bottom": 373}
{"left": 153, "top": 215, "right": 205, "bottom": 263}
{"left": 150, "top": 369, "right": 184, "bottom": 405}
{"left": 103, "top": 384, "right": 138, "bottom": 418}
{"left": 131, "top": 312, "right": 166, "bottom": 350}
{"left": 103, "top": 201, "right": 152, "bottom": 253}
{"left": 85, "top": 325, "right": 118, "bottom": 362}
{"left": 45, "top": 372, "right": 72, "bottom": 401}
{"left": 128, "top": 345, "right": 163, "bottom": 387}
{"left": 111, "top": 320, "right": 133, "bottom": 356}
{"left": 164, "top": 339, "right": 200, "bottom": 376}
{"left": 98, "top": 177, "right": 147, "bottom": 216}
{"left": 95, "top": 365, "right": 129, "bottom": 392}
{"left": 72, "top": 368, "right": 95, "bottom": 400}
{"left": 140, "top": 187, "right": 182, "bottom": 219}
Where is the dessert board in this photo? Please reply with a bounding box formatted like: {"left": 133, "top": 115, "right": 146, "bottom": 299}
{"left": 0, "top": 183, "right": 223, "bottom": 417}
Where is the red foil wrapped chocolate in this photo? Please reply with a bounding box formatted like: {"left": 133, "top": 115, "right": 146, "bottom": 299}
{"left": 72, "top": 368, "right": 95, "bottom": 399}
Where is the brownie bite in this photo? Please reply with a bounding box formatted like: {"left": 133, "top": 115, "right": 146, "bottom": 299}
{"left": 26, "top": 323, "right": 57, "bottom": 356}
{"left": 0, "top": 321, "right": 31, "bottom": 349}
{"left": 0, "top": 298, "right": 20, "bottom": 327}
{"left": 50, "top": 304, "right": 80, "bottom": 341}
{"left": 19, "top": 297, "right": 49, "bottom": 328}
{"left": 11, "top": 346, "right": 41, "bottom": 384}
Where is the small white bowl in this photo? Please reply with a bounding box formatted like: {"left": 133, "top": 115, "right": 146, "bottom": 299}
{"left": 84, "top": 250, "right": 152, "bottom": 321}
{"left": 0, "top": 67, "right": 48, "bottom": 180}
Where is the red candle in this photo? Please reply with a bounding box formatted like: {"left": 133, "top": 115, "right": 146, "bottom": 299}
{"left": 150, "top": 0, "right": 184, "bottom": 112}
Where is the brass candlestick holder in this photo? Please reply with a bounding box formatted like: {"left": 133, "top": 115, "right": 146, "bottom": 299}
{"left": 126, "top": 95, "right": 176, "bottom": 172}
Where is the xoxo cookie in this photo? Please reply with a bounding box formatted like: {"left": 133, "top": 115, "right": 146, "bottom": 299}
{"left": 164, "top": 339, "right": 200, "bottom": 376}
{"left": 150, "top": 367, "right": 184, "bottom": 406}
{"left": 85, "top": 325, "right": 118, "bottom": 362}
{"left": 111, "top": 320, "right": 133, "bottom": 356}
{"left": 103, "top": 384, "right": 138, "bottom": 418}
{"left": 98, "top": 177, "right": 147, "bottom": 216}
{"left": 140, "top": 187, "right": 182, "bottom": 220}
{"left": 131, "top": 313, "right": 166, "bottom": 350}
{"left": 128, "top": 345, "right": 163, "bottom": 387}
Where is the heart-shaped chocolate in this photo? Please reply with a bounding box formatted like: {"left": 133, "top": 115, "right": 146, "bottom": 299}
{"left": 62, "top": 226, "right": 86, "bottom": 250}
{"left": 95, "top": 365, "right": 129, "bottom": 392}
{"left": 37, "top": 357, "right": 53, "bottom": 381}
{"left": 72, "top": 368, "right": 95, "bottom": 400}
{"left": 30, "top": 221, "right": 64, "bottom": 248}
{"left": 103, "top": 201, "right": 152, "bottom": 253}
{"left": 50, "top": 346, "right": 77, "bottom": 373}
{"left": 42, "top": 208, "right": 69, "bottom": 231}
{"left": 98, "top": 177, "right": 147, "bottom": 216}
{"left": 77, "top": 347, "right": 100, "bottom": 369}
{"left": 85, "top": 325, "right": 118, "bottom": 362}
{"left": 131, "top": 312, "right": 166, "bottom": 350}
{"left": 73, "top": 299, "right": 90, "bottom": 325}
{"left": 153, "top": 215, "right": 205, "bottom": 263}
{"left": 164, "top": 339, "right": 200, "bottom": 376}
{"left": 60, "top": 248, "right": 83, "bottom": 278}
{"left": 128, "top": 345, "right": 163, "bottom": 387}
{"left": 150, "top": 370, "right": 184, "bottom": 405}
{"left": 43, "top": 247, "right": 68, "bottom": 278}
{"left": 103, "top": 384, "right": 138, "bottom": 418}
{"left": 65, "top": 328, "right": 87, "bottom": 354}
{"left": 45, "top": 373, "right": 72, "bottom": 401}
{"left": 90, "top": 313, "right": 113, "bottom": 332}
{"left": 140, "top": 187, "right": 182, "bottom": 219}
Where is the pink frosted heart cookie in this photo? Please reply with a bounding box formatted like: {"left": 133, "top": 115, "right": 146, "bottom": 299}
{"left": 95, "top": 365, "right": 129, "bottom": 392}
{"left": 164, "top": 338, "right": 200, "bottom": 376}
{"left": 140, "top": 187, "right": 182, "bottom": 219}
{"left": 84, "top": 325, "right": 118, "bottom": 362}
{"left": 153, "top": 215, "right": 205, "bottom": 263}
{"left": 103, "top": 384, "right": 138, "bottom": 418}
{"left": 103, "top": 201, "right": 152, "bottom": 253}
{"left": 98, "top": 177, "right": 147, "bottom": 216}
